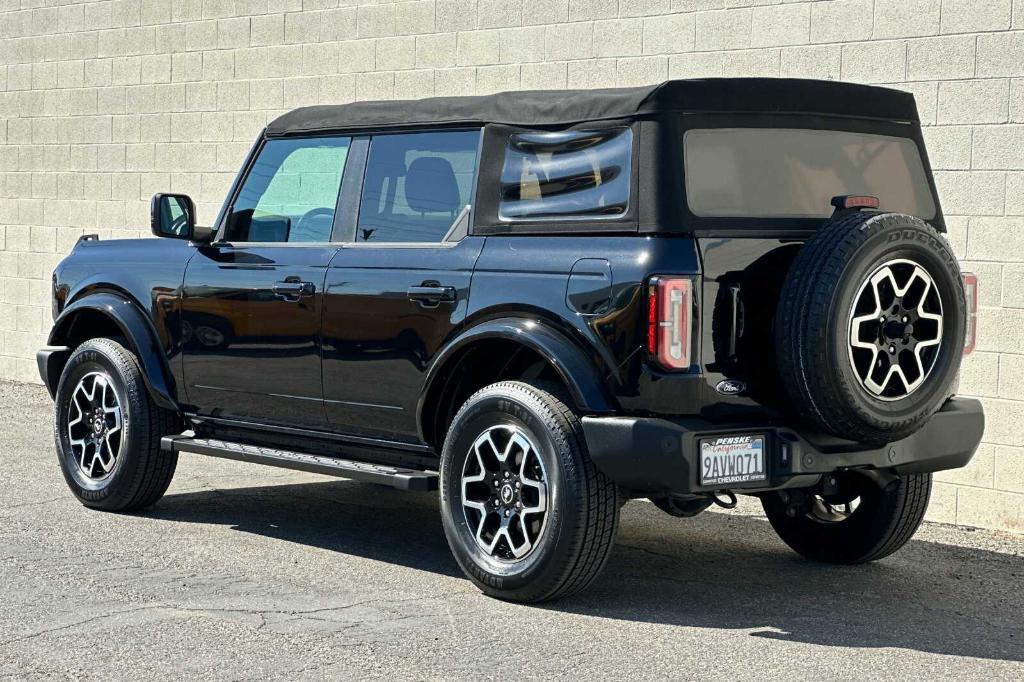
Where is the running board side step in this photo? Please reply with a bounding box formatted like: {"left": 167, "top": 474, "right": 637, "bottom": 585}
{"left": 161, "top": 435, "right": 438, "bottom": 491}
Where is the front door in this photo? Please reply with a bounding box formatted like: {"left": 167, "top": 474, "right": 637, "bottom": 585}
{"left": 181, "top": 134, "right": 356, "bottom": 428}
{"left": 321, "top": 129, "right": 483, "bottom": 443}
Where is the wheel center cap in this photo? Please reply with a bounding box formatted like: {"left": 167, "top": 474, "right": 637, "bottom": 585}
{"left": 500, "top": 484, "right": 515, "bottom": 505}
{"left": 883, "top": 319, "right": 909, "bottom": 340}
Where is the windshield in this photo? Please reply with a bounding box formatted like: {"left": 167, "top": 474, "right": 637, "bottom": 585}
{"left": 683, "top": 128, "right": 936, "bottom": 221}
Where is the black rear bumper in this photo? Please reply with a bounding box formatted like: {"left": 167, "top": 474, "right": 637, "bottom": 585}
{"left": 581, "top": 397, "right": 984, "bottom": 496}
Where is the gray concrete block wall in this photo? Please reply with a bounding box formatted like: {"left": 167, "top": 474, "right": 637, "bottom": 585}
{"left": 0, "top": 0, "right": 1022, "bottom": 532}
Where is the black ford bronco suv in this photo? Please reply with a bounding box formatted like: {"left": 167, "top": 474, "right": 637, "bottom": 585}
{"left": 39, "top": 79, "right": 984, "bottom": 602}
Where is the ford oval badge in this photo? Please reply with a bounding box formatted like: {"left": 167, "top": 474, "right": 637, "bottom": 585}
{"left": 715, "top": 379, "right": 747, "bottom": 396}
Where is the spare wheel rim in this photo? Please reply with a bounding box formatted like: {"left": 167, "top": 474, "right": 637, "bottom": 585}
{"left": 847, "top": 258, "right": 944, "bottom": 401}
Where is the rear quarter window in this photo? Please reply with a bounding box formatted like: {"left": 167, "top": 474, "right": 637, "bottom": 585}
{"left": 499, "top": 127, "right": 633, "bottom": 221}
{"left": 683, "top": 128, "right": 936, "bottom": 221}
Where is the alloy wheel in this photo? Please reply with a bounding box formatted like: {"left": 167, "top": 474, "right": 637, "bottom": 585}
{"left": 807, "top": 495, "right": 862, "bottom": 523}
{"left": 67, "top": 372, "right": 124, "bottom": 480}
{"left": 848, "top": 258, "right": 944, "bottom": 400}
{"left": 460, "top": 424, "right": 549, "bottom": 561}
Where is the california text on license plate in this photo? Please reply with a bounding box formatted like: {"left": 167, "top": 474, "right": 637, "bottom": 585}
{"left": 699, "top": 435, "right": 767, "bottom": 486}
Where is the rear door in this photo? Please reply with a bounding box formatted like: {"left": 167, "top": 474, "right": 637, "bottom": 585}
{"left": 682, "top": 122, "right": 941, "bottom": 410}
{"left": 321, "top": 129, "right": 483, "bottom": 443}
{"left": 181, "top": 135, "right": 356, "bottom": 428}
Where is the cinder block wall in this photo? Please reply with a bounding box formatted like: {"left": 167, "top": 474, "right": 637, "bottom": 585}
{"left": 1, "top": 0, "right": 1022, "bottom": 532}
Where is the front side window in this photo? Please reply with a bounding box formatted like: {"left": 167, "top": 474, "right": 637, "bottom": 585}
{"left": 499, "top": 127, "right": 633, "bottom": 221}
{"left": 357, "top": 130, "right": 481, "bottom": 243}
{"left": 225, "top": 136, "right": 351, "bottom": 243}
{"left": 683, "top": 128, "right": 937, "bottom": 220}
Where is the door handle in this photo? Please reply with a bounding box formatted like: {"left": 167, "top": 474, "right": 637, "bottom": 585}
{"left": 273, "top": 279, "right": 315, "bottom": 301}
{"left": 407, "top": 284, "right": 456, "bottom": 307}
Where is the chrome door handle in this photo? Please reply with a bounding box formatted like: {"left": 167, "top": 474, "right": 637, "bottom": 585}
{"left": 407, "top": 284, "right": 456, "bottom": 307}
{"left": 273, "top": 280, "right": 315, "bottom": 301}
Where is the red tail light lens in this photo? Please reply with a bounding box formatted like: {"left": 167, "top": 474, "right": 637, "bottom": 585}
{"left": 830, "top": 194, "right": 880, "bottom": 210}
{"left": 962, "top": 272, "right": 978, "bottom": 356}
{"left": 647, "top": 277, "right": 692, "bottom": 370}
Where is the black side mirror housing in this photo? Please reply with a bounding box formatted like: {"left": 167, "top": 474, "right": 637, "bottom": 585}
{"left": 150, "top": 193, "right": 212, "bottom": 243}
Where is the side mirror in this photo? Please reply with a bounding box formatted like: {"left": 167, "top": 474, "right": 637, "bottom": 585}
{"left": 150, "top": 193, "right": 211, "bottom": 242}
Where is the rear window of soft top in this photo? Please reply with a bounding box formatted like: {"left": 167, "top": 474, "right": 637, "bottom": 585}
{"left": 683, "top": 128, "right": 936, "bottom": 221}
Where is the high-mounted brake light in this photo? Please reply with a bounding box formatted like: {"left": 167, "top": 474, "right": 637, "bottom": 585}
{"left": 831, "top": 194, "right": 880, "bottom": 211}
{"left": 647, "top": 277, "right": 692, "bottom": 370}
{"left": 962, "top": 272, "right": 978, "bottom": 356}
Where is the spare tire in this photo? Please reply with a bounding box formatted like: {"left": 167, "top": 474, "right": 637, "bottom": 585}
{"left": 776, "top": 211, "right": 965, "bottom": 445}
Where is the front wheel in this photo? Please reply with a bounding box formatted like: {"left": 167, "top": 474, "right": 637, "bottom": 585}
{"left": 439, "top": 381, "right": 619, "bottom": 602}
{"left": 54, "top": 338, "right": 179, "bottom": 511}
{"left": 761, "top": 472, "right": 931, "bottom": 564}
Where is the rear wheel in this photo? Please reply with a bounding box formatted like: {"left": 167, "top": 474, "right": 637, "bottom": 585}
{"left": 761, "top": 472, "right": 931, "bottom": 564}
{"left": 54, "top": 338, "right": 179, "bottom": 511}
{"left": 439, "top": 381, "right": 619, "bottom": 602}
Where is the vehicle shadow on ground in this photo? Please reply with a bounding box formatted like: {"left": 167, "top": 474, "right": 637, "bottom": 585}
{"left": 152, "top": 479, "right": 1024, "bottom": 663}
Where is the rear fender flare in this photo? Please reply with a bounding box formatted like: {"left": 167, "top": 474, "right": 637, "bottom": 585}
{"left": 417, "top": 317, "right": 615, "bottom": 442}
{"left": 47, "top": 293, "right": 179, "bottom": 412}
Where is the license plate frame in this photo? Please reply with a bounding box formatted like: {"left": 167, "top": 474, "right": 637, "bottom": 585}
{"left": 698, "top": 434, "right": 768, "bottom": 487}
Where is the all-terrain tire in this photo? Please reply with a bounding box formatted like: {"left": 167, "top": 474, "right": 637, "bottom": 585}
{"left": 439, "top": 381, "right": 619, "bottom": 602}
{"left": 776, "top": 211, "right": 965, "bottom": 445}
{"left": 54, "top": 337, "right": 179, "bottom": 511}
{"left": 761, "top": 473, "right": 932, "bottom": 564}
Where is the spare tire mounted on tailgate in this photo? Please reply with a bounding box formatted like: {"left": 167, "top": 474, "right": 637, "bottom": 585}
{"left": 776, "top": 209, "right": 966, "bottom": 446}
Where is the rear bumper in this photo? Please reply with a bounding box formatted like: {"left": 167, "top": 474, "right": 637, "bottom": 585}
{"left": 581, "top": 397, "right": 984, "bottom": 496}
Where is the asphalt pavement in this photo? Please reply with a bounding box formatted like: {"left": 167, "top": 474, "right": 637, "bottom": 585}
{"left": 1, "top": 381, "right": 1022, "bottom": 680}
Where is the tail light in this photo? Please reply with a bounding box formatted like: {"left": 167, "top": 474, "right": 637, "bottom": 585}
{"left": 962, "top": 272, "right": 978, "bottom": 356}
{"left": 647, "top": 277, "right": 693, "bottom": 370}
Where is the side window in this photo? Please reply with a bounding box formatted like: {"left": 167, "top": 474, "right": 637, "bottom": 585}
{"left": 499, "top": 127, "right": 633, "bottom": 221}
{"left": 225, "top": 136, "right": 351, "bottom": 243}
{"left": 357, "top": 130, "right": 480, "bottom": 243}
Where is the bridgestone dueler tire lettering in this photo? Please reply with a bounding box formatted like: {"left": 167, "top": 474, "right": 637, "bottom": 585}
{"left": 775, "top": 211, "right": 966, "bottom": 445}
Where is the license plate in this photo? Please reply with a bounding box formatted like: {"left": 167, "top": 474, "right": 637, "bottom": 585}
{"left": 699, "top": 435, "right": 767, "bottom": 486}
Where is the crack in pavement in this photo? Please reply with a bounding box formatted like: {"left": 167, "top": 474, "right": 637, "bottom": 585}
{"left": 0, "top": 605, "right": 165, "bottom": 648}
{"left": 0, "top": 591, "right": 465, "bottom": 650}
{"left": 0, "top": 496, "right": 68, "bottom": 511}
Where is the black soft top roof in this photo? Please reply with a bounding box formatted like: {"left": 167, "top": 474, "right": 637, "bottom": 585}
{"left": 266, "top": 78, "right": 919, "bottom": 137}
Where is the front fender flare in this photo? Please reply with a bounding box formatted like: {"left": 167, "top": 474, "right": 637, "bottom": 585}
{"left": 417, "top": 317, "right": 616, "bottom": 441}
{"left": 47, "top": 293, "right": 179, "bottom": 411}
